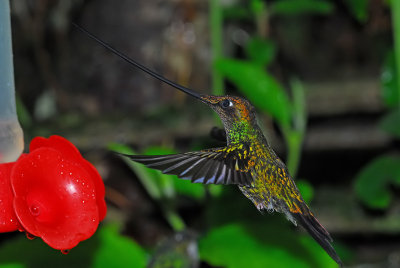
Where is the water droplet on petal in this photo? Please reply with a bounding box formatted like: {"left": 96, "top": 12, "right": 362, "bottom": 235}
{"left": 29, "top": 205, "right": 40, "bottom": 217}
{"left": 26, "top": 232, "right": 36, "bottom": 240}
{"left": 61, "top": 249, "right": 70, "bottom": 255}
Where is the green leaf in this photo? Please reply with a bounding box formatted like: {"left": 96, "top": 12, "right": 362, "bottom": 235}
{"left": 93, "top": 224, "right": 147, "bottom": 268}
{"left": 297, "top": 180, "right": 314, "bottom": 203}
{"left": 250, "top": 0, "right": 265, "bottom": 15}
{"left": 354, "top": 155, "right": 400, "bottom": 209}
{"left": 381, "top": 50, "right": 399, "bottom": 108}
{"left": 245, "top": 37, "right": 277, "bottom": 66}
{"left": 343, "top": 0, "right": 369, "bottom": 22}
{"left": 380, "top": 109, "right": 400, "bottom": 138}
{"left": 173, "top": 179, "right": 206, "bottom": 200}
{"left": 270, "top": 0, "right": 334, "bottom": 16}
{"left": 199, "top": 224, "right": 309, "bottom": 268}
{"left": 215, "top": 59, "right": 292, "bottom": 127}
{"left": 0, "top": 224, "right": 147, "bottom": 268}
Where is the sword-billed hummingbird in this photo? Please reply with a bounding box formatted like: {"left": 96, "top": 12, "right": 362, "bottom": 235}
{"left": 75, "top": 24, "right": 342, "bottom": 266}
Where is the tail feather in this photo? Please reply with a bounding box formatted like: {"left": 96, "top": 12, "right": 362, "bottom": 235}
{"left": 292, "top": 212, "right": 343, "bottom": 267}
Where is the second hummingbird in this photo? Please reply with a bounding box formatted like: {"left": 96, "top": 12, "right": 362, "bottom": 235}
{"left": 75, "top": 24, "right": 343, "bottom": 267}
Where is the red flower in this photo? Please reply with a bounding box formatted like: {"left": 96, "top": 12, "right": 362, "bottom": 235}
{"left": 0, "top": 161, "right": 21, "bottom": 232}
{"left": 0, "top": 135, "right": 107, "bottom": 251}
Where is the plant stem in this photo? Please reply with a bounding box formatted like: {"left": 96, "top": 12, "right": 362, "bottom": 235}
{"left": 392, "top": 0, "right": 400, "bottom": 107}
{"left": 284, "top": 129, "right": 303, "bottom": 178}
{"left": 282, "top": 79, "right": 306, "bottom": 178}
{"left": 163, "top": 206, "right": 186, "bottom": 231}
{"left": 209, "top": 0, "right": 224, "bottom": 96}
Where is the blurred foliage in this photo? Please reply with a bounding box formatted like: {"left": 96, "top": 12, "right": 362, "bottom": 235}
{"left": 15, "top": 96, "right": 32, "bottom": 129}
{"left": 270, "top": 0, "right": 334, "bottom": 16}
{"left": 215, "top": 58, "right": 291, "bottom": 127}
{"left": 381, "top": 50, "right": 399, "bottom": 109}
{"left": 354, "top": 2, "right": 400, "bottom": 210}
{"left": 198, "top": 220, "right": 340, "bottom": 268}
{"left": 245, "top": 37, "right": 276, "bottom": 66}
{"left": 297, "top": 179, "right": 314, "bottom": 203}
{"left": 216, "top": 0, "right": 313, "bottom": 177}
{"left": 380, "top": 109, "right": 400, "bottom": 138}
{"left": 0, "top": 224, "right": 147, "bottom": 268}
{"left": 343, "top": 0, "right": 369, "bottom": 22}
{"left": 354, "top": 156, "right": 400, "bottom": 209}
{"left": 199, "top": 223, "right": 310, "bottom": 268}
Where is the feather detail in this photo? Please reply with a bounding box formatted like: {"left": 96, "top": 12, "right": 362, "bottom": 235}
{"left": 122, "top": 145, "right": 255, "bottom": 186}
{"left": 292, "top": 211, "right": 343, "bottom": 267}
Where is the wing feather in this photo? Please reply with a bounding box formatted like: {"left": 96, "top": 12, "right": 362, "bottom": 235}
{"left": 124, "top": 145, "right": 254, "bottom": 186}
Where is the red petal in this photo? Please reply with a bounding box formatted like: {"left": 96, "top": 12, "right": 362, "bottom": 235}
{"left": 11, "top": 148, "right": 100, "bottom": 250}
{"left": 29, "top": 136, "right": 106, "bottom": 220}
{"left": 29, "top": 136, "right": 82, "bottom": 160}
{"left": 81, "top": 159, "right": 107, "bottom": 220}
{"left": 0, "top": 162, "right": 21, "bottom": 232}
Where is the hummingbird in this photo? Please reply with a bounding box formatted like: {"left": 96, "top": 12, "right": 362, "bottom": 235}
{"left": 75, "top": 24, "right": 343, "bottom": 266}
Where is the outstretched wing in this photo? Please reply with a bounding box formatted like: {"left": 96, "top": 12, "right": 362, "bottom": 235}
{"left": 124, "top": 145, "right": 255, "bottom": 186}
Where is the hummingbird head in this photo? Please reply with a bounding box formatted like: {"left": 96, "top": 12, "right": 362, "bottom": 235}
{"left": 200, "top": 95, "right": 257, "bottom": 130}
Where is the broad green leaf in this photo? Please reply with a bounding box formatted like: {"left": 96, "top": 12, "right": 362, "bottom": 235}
{"left": 270, "top": 0, "right": 334, "bottom": 16}
{"left": 381, "top": 50, "right": 399, "bottom": 108}
{"left": 215, "top": 59, "right": 291, "bottom": 127}
{"left": 199, "top": 224, "right": 309, "bottom": 268}
{"left": 343, "top": 0, "right": 369, "bottom": 22}
{"left": 93, "top": 224, "right": 147, "bottom": 268}
{"left": 203, "top": 191, "right": 342, "bottom": 267}
{"left": 380, "top": 109, "right": 400, "bottom": 138}
{"left": 245, "top": 37, "right": 277, "bottom": 66}
{"left": 354, "top": 155, "right": 400, "bottom": 209}
{"left": 0, "top": 224, "right": 147, "bottom": 268}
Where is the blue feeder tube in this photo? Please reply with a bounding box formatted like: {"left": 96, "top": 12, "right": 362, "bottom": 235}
{"left": 0, "top": 0, "right": 24, "bottom": 163}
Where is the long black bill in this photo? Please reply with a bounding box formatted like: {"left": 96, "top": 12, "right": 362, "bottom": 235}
{"left": 73, "top": 23, "right": 203, "bottom": 100}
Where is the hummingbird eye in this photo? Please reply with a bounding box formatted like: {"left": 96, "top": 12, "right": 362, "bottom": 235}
{"left": 220, "top": 99, "right": 232, "bottom": 108}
